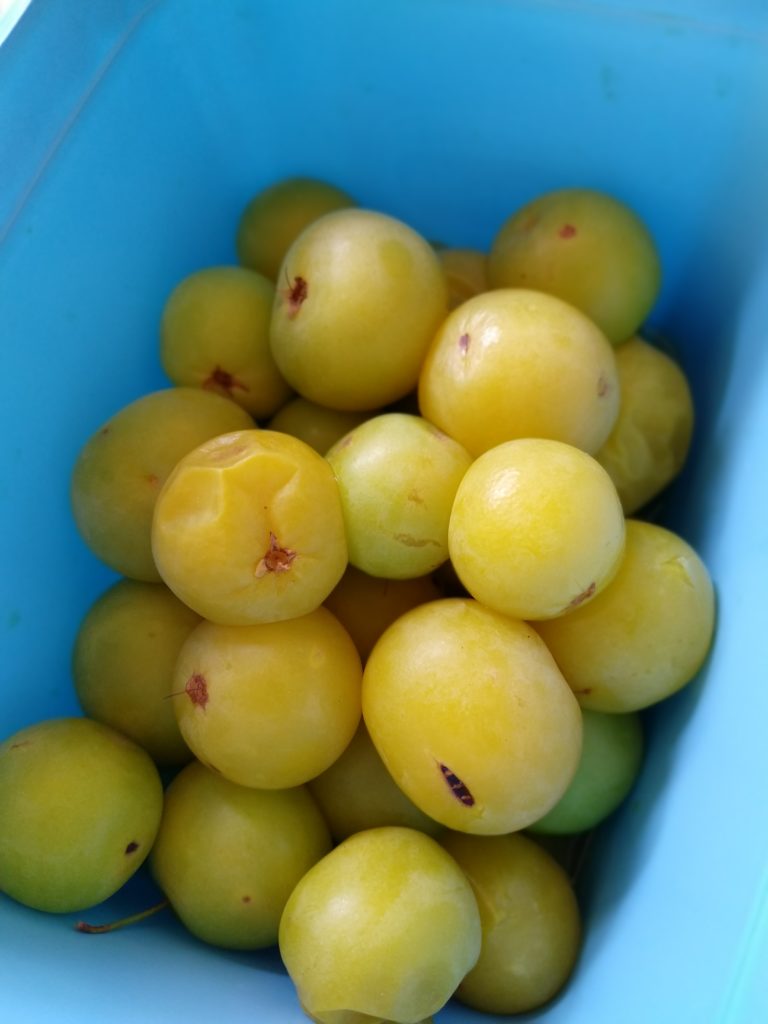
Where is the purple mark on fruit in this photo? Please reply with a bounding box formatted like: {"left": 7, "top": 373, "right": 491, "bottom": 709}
{"left": 438, "top": 763, "right": 475, "bottom": 806}
{"left": 125, "top": 841, "right": 139, "bottom": 855}
{"left": 569, "top": 582, "right": 596, "bottom": 608}
{"left": 459, "top": 333, "right": 470, "bottom": 354}
{"left": 204, "top": 365, "right": 250, "bottom": 395}
{"left": 255, "top": 532, "right": 297, "bottom": 577}
{"left": 185, "top": 673, "right": 209, "bottom": 709}
{"left": 284, "top": 275, "right": 308, "bottom": 318}
{"left": 559, "top": 224, "right": 577, "bottom": 239}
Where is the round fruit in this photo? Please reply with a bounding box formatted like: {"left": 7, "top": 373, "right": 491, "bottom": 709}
{"left": 279, "top": 826, "right": 481, "bottom": 1024}
{"left": 0, "top": 717, "right": 163, "bottom": 913}
{"left": 363, "top": 598, "right": 582, "bottom": 834}
{"left": 70, "top": 387, "right": 253, "bottom": 581}
{"left": 448, "top": 438, "right": 625, "bottom": 620}
{"left": 270, "top": 208, "right": 448, "bottom": 411}
{"left": 151, "top": 429, "right": 347, "bottom": 625}
{"left": 436, "top": 247, "right": 489, "bottom": 309}
{"left": 488, "top": 187, "right": 661, "bottom": 344}
{"left": 418, "top": 288, "right": 619, "bottom": 457}
{"left": 268, "top": 397, "right": 369, "bottom": 454}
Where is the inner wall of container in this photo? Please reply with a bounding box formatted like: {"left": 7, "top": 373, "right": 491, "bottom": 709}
{"left": 2, "top": 1, "right": 768, "bottom": 1022}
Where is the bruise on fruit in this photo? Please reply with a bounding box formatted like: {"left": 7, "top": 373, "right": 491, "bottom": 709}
{"left": 597, "top": 374, "right": 610, "bottom": 397}
{"left": 185, "top": 673, "right": 209, "bottom": 708}
{"left": 283, "top": 274, "right": 308, "bottom": 318}
{"left": 438, "top": 762, "right": 475, "bottom": 806}
{"left": 125, "top": 841, "right": 139, "bottom": 855}
{"left": 559, "top": 224, "right": 577, "bottom": 239}
{"left": 254, "top": 531, "right": 297, "bottom": 577}
{"left": 407, "top": 488, "right": 425, "bottom": 504}
{"left": 568, "top": 582, "right": 596, "bottom": 608}
{"left": 203, "top": 365, "right": 250, "bottom": 396}
{"left": 459, "top": 332, "right": 471, "bottom": 354}
{"left": 394, "top": 533, "right": 440, "bottom": 548}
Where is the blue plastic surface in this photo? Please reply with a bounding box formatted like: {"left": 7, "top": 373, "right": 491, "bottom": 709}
{"left": 2, "top": 1, "right": 768, "bottom": 1021}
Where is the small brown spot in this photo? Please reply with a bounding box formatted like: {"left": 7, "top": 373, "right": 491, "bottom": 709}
{"left": 203, "top": 365, "right": 250, "bottom": 396}
{"left": 569, "top": 582, "right": 596, "bottom": 608}
{"left": 125, "top": 841, "right": 139, "bottom": 855}
{"left": 10, "top": 740, "right": 32, "bottom": 749}
{"left": 241, "top": 895, "right": 252, "bottom": 904}
{"left": 100, "top": 426, "right": 111, "bottom": 436}
{"left": 574, "top": 688, "right": 593, "bottom": 696}
{"left": 145, "top": 473, "right": 160, "bottom": 486}
{"left": 407, "top": 489, "right": 425, "bottom": 504}
{"left": 459, "top": 333, "right": 470, "bottom": 354}
{"left": 254, "top": 532, "right": 297, "bottom": 577}
{"left": 559, "top": 224, "right": 577, "bottom": 239}
{"left": 597, "top": 375, "right": 609, "bottom": 397}
{"left": 438, "top": 763, "right": 475, "bottom": 806}
{"left": 283, "top": 275, "right": 308, "bottom": 318}
{"left": 185, "top": 673, "right": 209, "bottom": 708}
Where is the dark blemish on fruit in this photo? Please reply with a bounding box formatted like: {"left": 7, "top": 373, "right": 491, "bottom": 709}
{"left": 125, "top": 841, "right": 139, "bottom": 855}
{"left": 394, "top": 533, "right": 441, "bottom": 548}
{"left": 100, "top": 426, "right": 110, "bottom": 436}
{"left": 203, "top": 365, "right": 250, "bottom": 395}
{"left": 569, "top": 582, "right": 596, "bottom": 608}
{"left": 597, "top": 375, "right": 609, "bottom": 397}
{"left": 185, "top": 673, "right": 209, "bottom": 708}
{"left": 145, "top": 473, "right": 160, "bottom": 486}
{"left": 407, "top": 489, "right": 424, "bottom": 504}
{"left": 559, "top": 224, "right": 577, "bottom": 239}
{"left": 459, "top": 333, "right": 470, "bottom": 354}
{"left": 254, "top": 532, "right": 297, "bottom": 577}
{"left": 241, "top": 895, "right": 252, "bottom": 904}
{"left": 438, "top": 763, "right": 475, "bottom": 806}
{"left": 283, "top": 275, "right": 308, "bottom": 318}
{"left": 10, "top": 740, "right": 32, "bottom": 749}
{"left": 574, "top": 688, "right": 593, "bottom": 696}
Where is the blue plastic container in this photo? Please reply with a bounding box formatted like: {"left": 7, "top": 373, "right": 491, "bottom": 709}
{"left": 2, "top": 2, "right": 768, "bottom": 1021}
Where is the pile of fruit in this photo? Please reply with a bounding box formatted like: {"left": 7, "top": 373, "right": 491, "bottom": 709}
{"left": 0, "top": 178, "right": 715, "bottom": 1023}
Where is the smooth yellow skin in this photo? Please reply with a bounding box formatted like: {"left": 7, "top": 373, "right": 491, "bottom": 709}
{"left": 363, "top": 599, "right": 582, "bottom": 834}
{"left": 71, "top": 388, "right": 253, "bottom": 581}
{"left": 73, "top": 579, "right": 199, "bottom": 766}
{"left": 172, "top": 609, "right": 362, "bottom": 788}
{"left": 279, "top": 827, "right": 481, "bottom": 1024}
{"left": 152, "top": 429, "right": 348, "bottom": 624}
{"left": 270, "top": 209, "right": 448, "bottom": 411}
{"left": 488, "top": 188, "right": 661, "bottom": 344}
{"left": 150, "top": 761, "right": 331, "bottom": 949}
{"left": 441, "top": 832, "right": 581, "bottom": 1015}
{"left": 418, "top": 288, "right": 619, "bottom": 457}
{"left": 436, "top": 247, "right": 489, "bottom": 309}
{"left": 269, "top": 397, "right": 369, "bottom": 454}
{"left": 236, "top": 177, "right": 354, "bottom": 281}
{"left": 160, "top": 266, "right": 293, "bottom": 418}
{"left": 324, "top": 565, "right": 441, "bottom": 662}
{"left": 309, "top": 723, "right": 443, "bottom": 842}
{"left": 0, "top": 718, "right": 163, "bottom": 913}
{"left": 597, "top": 336, "right": 694, "bottom": 514}
{"left": 326, "top": 414, "right": 473, "bottom": 579}
{"left": 536, "top": 519, "right": 716, "bottom": 712}
{"left": 449, "top": 439, "right": 626, "bottom": 620}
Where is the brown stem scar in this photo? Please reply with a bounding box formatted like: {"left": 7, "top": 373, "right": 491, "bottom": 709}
{"left": 569, "top": 582, "right": 596, "bottom": 608}
{"left": 255, "top": 532, "right": 297, "bottom": 577}
{"left": 559, "top": 224, "right": 577, "bottom": 238}
{"left": 203, "top": 366, "right": 250, "bottom": 395}
{"left": 438, "top": 763, "right": 475, "bottom": 806}
{"left": 283, "top": 275, "right": 308, "bottom": 318}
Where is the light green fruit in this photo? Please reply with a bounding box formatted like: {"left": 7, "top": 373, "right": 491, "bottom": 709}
{"left": 268, "top": 397, "right": 369, "bottom": 455}
{"left": 326, "top": 414, "right": 472, "bottom": 579}
{"left": 0, "top": 717, "right": 163, "bottom": 913}
{"left": 528, "top": 710, "right": 644, "bottom": 834}
{"left": 150, "top": 761, "right": 331, "bottom": 949}
{"left": 73, "top": 579, "right": 200, "bottom": 766}
{"left": 279, "top": 827, "right": 481, "bottom": 1024}
{"left": 448, "top": 438, "right": 625, "bottom": 620}
{"left": 363, "top": 599, "right": 582, "bottom": 835}
{"left": 270, "top": 209, "right": 448, "bottom": 411}
{"left": 596, "top": 335, "right": 694, "bottom": 514}
{"left": 488, "top": 187, "right": 661, "bottom": 344}
{"left": 160, "top": 266, "right": 293, "bottom": 418}
{"left": 71, "top": 387, "right": 253, "bottom": 581}
{"left": 309, "top": 723, "right": 443, "bottom": 842}
{"left": 441, "top": 831, "right": 582, "bottom": 1015}
{"left": 236, "top": 176, "right": 354, "bottom": 281}
{"left": 536, "top": 519, "right": 715, "bottom": 711}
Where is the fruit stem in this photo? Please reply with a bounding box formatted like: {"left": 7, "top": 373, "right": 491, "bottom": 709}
{"left": 75, "top": 898, "right": 170, "bottom": 934}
